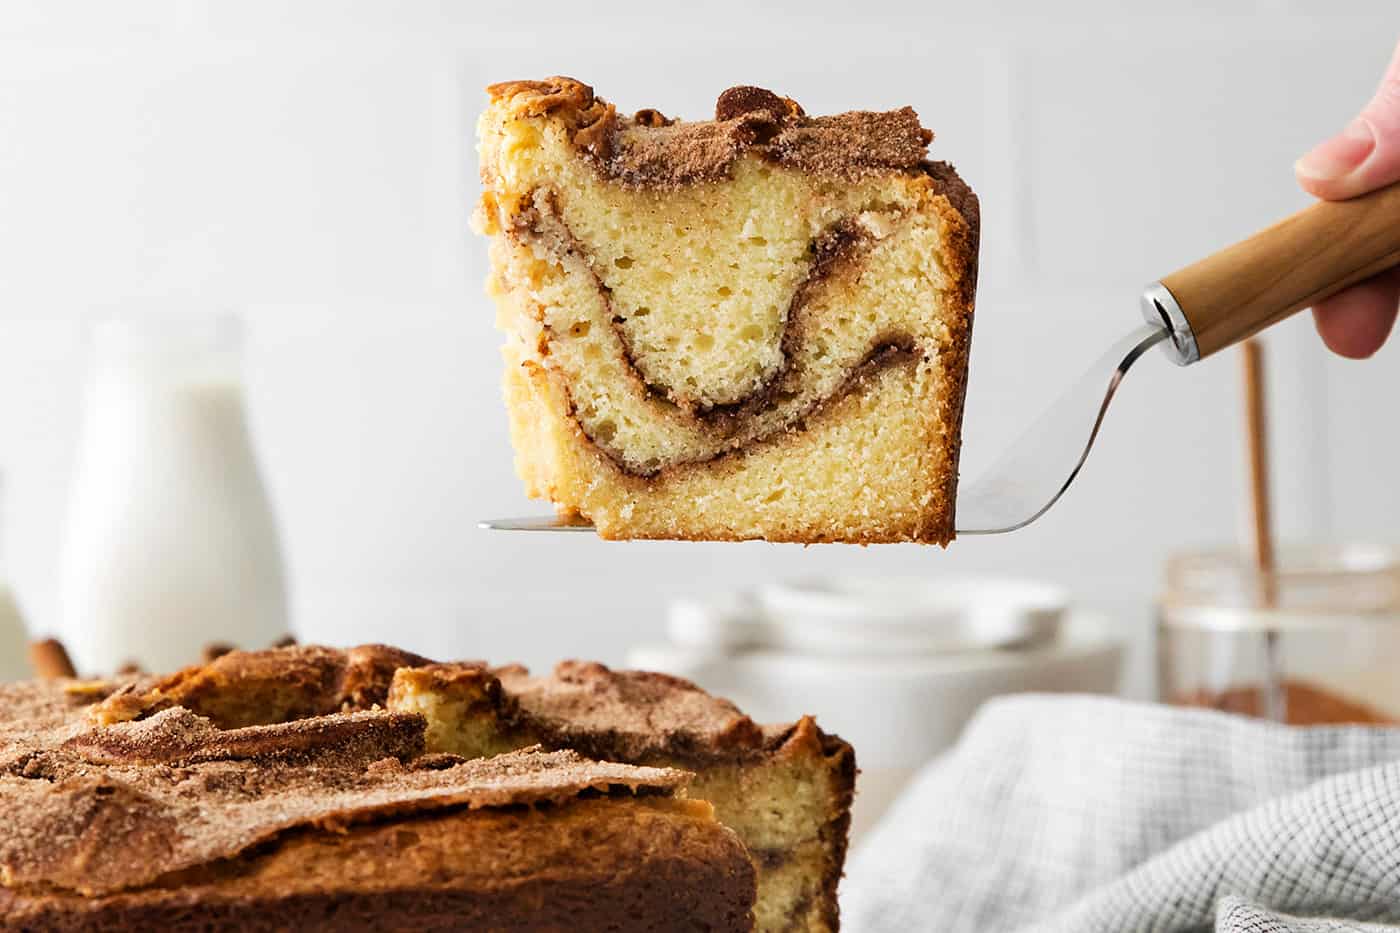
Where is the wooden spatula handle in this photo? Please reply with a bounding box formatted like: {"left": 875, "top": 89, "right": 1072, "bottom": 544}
{"left": 1159, "top": 180, "right": 1400, "bottom": 360}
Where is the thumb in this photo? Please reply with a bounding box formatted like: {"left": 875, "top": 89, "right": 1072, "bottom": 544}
{"left": 1296, "top": 39, "right": 1400, "bottom": 200}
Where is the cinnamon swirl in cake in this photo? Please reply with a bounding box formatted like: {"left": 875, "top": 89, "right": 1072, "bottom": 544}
{"left": 475, "top": 77, "right": 979, "bottom": 544}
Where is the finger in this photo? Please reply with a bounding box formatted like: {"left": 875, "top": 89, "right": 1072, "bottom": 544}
{"left": 1312, "top": 267, "right": 1400, "bottom": 359}
{"left": 1296, "top": 39, "right": 1400, "bottom": 201}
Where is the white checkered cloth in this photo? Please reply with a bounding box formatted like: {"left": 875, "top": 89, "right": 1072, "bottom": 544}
{"left": 843, "top": 695, "right": 1400, "bottom": 933}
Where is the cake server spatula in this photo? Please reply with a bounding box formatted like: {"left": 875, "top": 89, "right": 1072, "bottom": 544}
{"left": 484, "top": 180, "right": 1400, "bottom": 537}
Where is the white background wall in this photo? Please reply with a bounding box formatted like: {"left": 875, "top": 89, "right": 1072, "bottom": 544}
{"left": 2, "top": 0, "right": 1399, "bottom": 696}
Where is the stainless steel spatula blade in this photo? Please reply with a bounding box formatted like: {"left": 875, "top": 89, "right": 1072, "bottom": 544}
{"left": 482, "top": 515, "right": 597, "bottom": 533}
{"left": 953, "top": 323, "right": 1166, "bottom": 535}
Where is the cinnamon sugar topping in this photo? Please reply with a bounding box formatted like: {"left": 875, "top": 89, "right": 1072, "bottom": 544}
{"left": 0, "top": 672, "right": 692, "bottom": 896}
{"left": 486, "top": 76, "right": 937, "bottom": 188}
{"left": 88, "top": 643, "right": 434, "bottom": 728}
{"left": 494, "top": 660, "right": 769, "bottom": 761}
{"left": 62, "top": 707, "right": 426, "bottom": 766}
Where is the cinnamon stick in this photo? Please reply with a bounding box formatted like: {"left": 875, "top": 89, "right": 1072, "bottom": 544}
{"left": 28, "top": 638, "right": 76, "bottom": 679}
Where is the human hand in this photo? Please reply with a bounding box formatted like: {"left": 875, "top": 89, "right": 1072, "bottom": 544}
{"left": 1295, "top": 39, "right": 1400, "bottom": 359}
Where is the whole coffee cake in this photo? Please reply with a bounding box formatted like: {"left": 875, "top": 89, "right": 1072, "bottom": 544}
{"left": 0, "top": 655, "right": 756, "bottom": 932}
{"left": 72, "top": 644, "right": 856, "bottom": 932}
{"left": 475, "top": 77, "right": 979, "bottom": 544}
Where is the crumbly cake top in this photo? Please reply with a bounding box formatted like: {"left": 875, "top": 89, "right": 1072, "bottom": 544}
{"left": 89, "top": 643, "right": 433, "bottom": 728}
{"left": 395, "top": 658, "right": 846, "bottom": 766}
{"left": 0, "top": 677, "right": 690, "bottom": 896}
{"left": 485, "top": 76, "right": 936, "bottom": 188}
{"left": 34, "top": 645, "right": 846, "bottom": 768}
{"left": 493, "top": 661, "right": 768, "bottom": 760}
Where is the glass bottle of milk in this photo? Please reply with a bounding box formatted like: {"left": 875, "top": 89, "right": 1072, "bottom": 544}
{"left": 58, "top": 313, "right": 288, "bottom": 675}
{"left": 0, "top": 475, "right": 34, "bottom": 681}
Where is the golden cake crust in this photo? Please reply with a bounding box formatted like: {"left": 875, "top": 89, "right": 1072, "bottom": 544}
{"left": 0, "top": 670, "right": 757, "bottom": 932}
{"left": 19, "top": 646, "right": 850, "bottom": 932}
{"left": 1, "top": 697, "right": 688, "bottom": 894}
{"left": 1, "top": 795, "right": 754, "bottom": 932}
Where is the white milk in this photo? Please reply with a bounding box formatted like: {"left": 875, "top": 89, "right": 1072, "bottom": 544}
{"left": 0, "top": 478, "right": 31, "bottom": 680}
{"left": 0, "top": 586, "right": 30, "bottom": 681}
{"left": 58, "top": 314, "right": 288, "bottom": 675}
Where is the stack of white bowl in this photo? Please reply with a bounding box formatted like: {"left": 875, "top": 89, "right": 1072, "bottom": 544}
{"left": 628, "top": 577, "right": 1124, "bottom": 839}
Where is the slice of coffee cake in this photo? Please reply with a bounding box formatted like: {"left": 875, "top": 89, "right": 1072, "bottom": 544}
{"left": 390, "top": 660, "right": 856, "bottom": 933}
{"left": 475, "top": 77, "right": 979, "bottom": 544}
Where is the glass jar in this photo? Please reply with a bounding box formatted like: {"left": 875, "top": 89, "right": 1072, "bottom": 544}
{"left": 0, "top": 474, "right": 33, "bottom": 681}
{"left": 1158, "top": 545, "right": 1400, "bottom": 724}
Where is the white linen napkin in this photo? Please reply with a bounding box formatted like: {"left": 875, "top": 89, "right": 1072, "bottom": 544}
{"left": 843, "top": 695, "right": 1400, "bottom": 933}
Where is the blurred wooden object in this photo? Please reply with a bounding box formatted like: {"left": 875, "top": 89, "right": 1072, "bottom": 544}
{"left": 203, "top": 642, "right": 235, "bottom": 663}
{"left": 1241, "top": 340, "right": 1276, "bottom": 602}
{"left": 1162, "top": 179, "right": 1400, "bottom": 357}
{"left": 28, "top": 638, "right": 76, "bottom": 679}
{"left": 1241, "top": 339, "right": 1283, "bottom": 721}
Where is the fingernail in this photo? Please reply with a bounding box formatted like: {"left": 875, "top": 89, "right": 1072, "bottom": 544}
{"left": 1296, "top": 119, "right": 1376, "bottom": 180}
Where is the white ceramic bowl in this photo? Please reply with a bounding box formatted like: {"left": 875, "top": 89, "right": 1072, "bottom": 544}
{"left": 754, "top": 576, "right": 1068, "bottom": 656}
{"left": 629, "top": 610, "right": 1122, "bottom": 839}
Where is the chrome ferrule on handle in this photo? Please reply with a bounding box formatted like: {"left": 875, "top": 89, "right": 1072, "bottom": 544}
{"left": 1140, "top": 282, "right": 1200, "bottom": 366}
